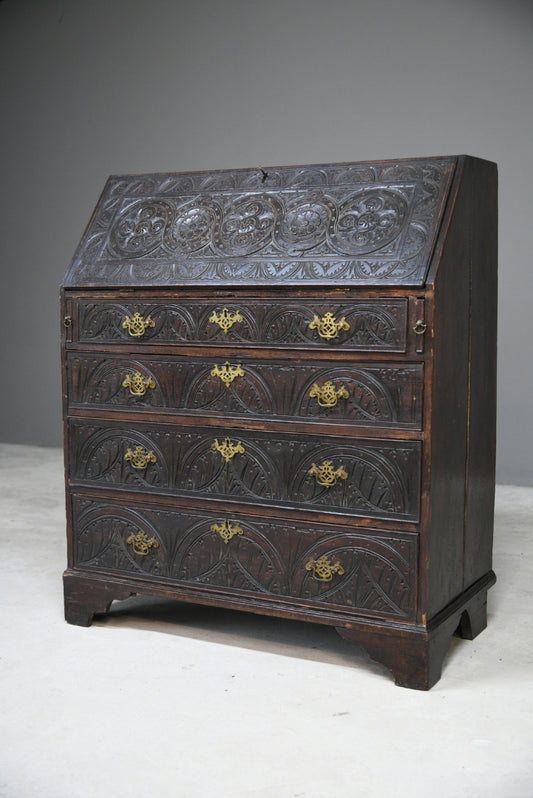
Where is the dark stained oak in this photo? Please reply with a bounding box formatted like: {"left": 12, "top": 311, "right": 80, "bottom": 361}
{"left": 66, "top": 352, "right": 423, "bottom": 429}
{"left": 61, "top": 156, "right": 497, "bottom": 689}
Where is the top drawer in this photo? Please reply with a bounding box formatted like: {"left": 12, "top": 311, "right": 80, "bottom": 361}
{"left": 74, "top": 297, "right": 409, "bottom": 352}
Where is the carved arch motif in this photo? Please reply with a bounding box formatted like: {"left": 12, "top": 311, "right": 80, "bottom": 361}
{"left": 293, "top": 536, "right": 414, "bottom": 618}
{"left": 179, "top": 436, "right": 278, "bottom": 499}
{"left": 74, "top": 503, "right": 168, "bottom": 577}
{"left": 76, "top": 427, "right": 168, "bottom": 489}
{"left": 292, "top": 444, "right": 408, "bottom": 516}
{"left": 82, "top": 359, "right": 166, "bottom": 407}
{"left": 176, "top": 518, "right": 288, "bottom": 594}
{"left": 183, "top": 365, "right": 275, "bottom": 416}
{"left": 297, "top": 366, "right": 397, "bottom": 422}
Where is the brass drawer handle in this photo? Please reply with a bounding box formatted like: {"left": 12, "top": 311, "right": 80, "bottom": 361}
{"left": 211, "top": 520, "right": 244, "bottom": 544}
{"left": 122, "top": 312, "right": 155, "bottom": 337}
{"left": 211, "top": 361, "right": 244, "bottom": 387}
{"left": 309, "top": 380, "right": 349, "bottom": 408}
{"left": 122, "top": 372, "right": 156, "bottom": 396}
{"left": 124, "top": 446, "right": 157, "bottom": 469}
{"left": 212, "top": 437, "right": 245, "bottom": 463}
{"left": 309, "top": 312, "right": 350, "bottom": 340}
{"left": 209, "top": 307, "right": 243, "bottom": 333}
{"left": 308, "top": 460, "right": 348, "bottom": 488}
{"left": 63, "top": 315, "right": 72, "bottom": 327}
{"left": 413, "top": 319, "right": 427, "bottom": 335}
{"left": 126, "top": 531, "right": 159, "bottom": 556}
{"left": 305, "top": 555, "right": 345, "bottom": 582}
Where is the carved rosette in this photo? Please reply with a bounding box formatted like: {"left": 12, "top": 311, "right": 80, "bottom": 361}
{"left": 109, "top": 200, "right": 173, "bottom": 257}
{"left": 166, "top": 198, "right": 220, "bottom": 254}
{"left": 106, "top": 189, "right": 408, "bottom": 261}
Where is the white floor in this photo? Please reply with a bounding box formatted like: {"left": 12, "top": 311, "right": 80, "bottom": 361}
{"left": 1, "top": 443, "right": 532, "bottom": 798}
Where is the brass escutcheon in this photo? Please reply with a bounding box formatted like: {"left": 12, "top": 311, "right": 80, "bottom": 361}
{"left": 211, "top": 520, "right": 244, "bottom": 544}
{"left": 126, "top": 530, "right": 159, "bottom": 556}
{"left": 212, "top": 437, "right": 245, "bottom": 463}
{"left": 308, "top": 460, "right": 348, "bottom": 488}
{"left": 309, "top": 380, "right": 349, "bottom": 408}
{"left": 305, "top": 554, "right": 345, "bottom": 582}
{"left": 122, "top": 371, "right": 156, "bottom": 397}
{"left": 209, "top": 307, "right": 243, "bottom": 334}
{"left": 124, "top": 445, "right": 157, "bottom": 469}
{"left": 309, "top": 312, "right": 350, "bottom": 340}
{"left": 211, "top": 361, "right": 245, "bottom": 387}
{"left": 122, "top": 312, "right": 155, "bottom": 337}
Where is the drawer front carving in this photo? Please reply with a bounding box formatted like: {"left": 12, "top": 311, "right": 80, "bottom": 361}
{"left": 68, "top": 356, "right": 170, "bottom": 410}
{"left": 76, "top": 298, "right": 408, "bottom": 351}
{"left": 67, "top": 354, "right": 423, "bottom": 429}
{"left": 69, "top": 421, "right": 421, "bottom": 521}
{"left": 71, "top": 495, "right": 417, "bottom": 620}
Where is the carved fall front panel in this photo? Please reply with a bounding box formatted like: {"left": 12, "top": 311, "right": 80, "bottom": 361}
{"left": 64, "top": 158, "right": 455, "bottom": 287}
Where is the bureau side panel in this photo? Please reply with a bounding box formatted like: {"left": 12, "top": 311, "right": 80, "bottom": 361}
{"left": 61, "top": 288, "right": 74, "bottom": 567}
{"left": 426, "top": 159, "right": 470, "bottom": 618}
{"left": 463, "top": 159, "right": 497, "bottom": 587}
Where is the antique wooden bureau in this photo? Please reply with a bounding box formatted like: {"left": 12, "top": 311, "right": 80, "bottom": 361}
{"left": 61, "top": 155, "right": 497, "bottom": 689}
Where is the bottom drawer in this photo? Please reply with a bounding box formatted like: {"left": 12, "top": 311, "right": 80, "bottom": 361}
{"left": 70, "top": 495, "right": 417, "bottom": 622}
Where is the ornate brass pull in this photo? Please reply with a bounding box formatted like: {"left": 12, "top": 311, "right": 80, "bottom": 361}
{"left": 209, "top": 307, "right": 243, "bottom": 333}
{"left": 124, "top": 445, "right": 157, "bottom": 469}
{"left": 211, "top": 361, "right": 244, "bottom": 387}
{"left": 309, "top": 312, "right": 350, "bottom": 340}
{"left": 126, "top": 530, "right": 159, "bottom": 556}
{"left": 211, "top": 520, "right": 244, "bottom": 544}
{"left": 122, "top": 312, "right": 155, "bottom": 337}
{"left": 63, "top": 315, "right": 72, "bottom": 327}
{"left": 308, "top": 460, "right": 348, "bottom": 488}
{"left": 309, "top": 380, "right": 349, "bottom": 408}
{"left": 122, "top": 372, "right": 156, "bottom": 396}
{"left": 413, "top": 319, "right": 427, "bottom": 335}
{"left": 212, "top": 437, "right": 245, "bottom": 463}
{"left": 305, "top": 555, "right": 345, "bottom": 582}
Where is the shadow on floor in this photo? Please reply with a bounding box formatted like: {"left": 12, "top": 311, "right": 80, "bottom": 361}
{"left": 91, "top": 594, "right": 480, "bottom": 683}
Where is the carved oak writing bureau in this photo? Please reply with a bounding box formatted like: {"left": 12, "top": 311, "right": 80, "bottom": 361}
{"left": 61, "top": 155, "right": 497, "bottom": 689}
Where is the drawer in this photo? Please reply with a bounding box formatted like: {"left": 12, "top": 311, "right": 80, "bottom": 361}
{"left": 74, "top": 297, "right": 409, "bottom": 352}
{"left": 71, "top": 494, "right": 417, "bottom": 621}
{"left": 68, "top": 420, "right": 421, "bottom": 522}
{"left": 67, "top": 352, "right": 423, "bottom": 429}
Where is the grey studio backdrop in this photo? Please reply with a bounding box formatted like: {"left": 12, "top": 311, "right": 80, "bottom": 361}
{"left": 0, "top": 0, "right": 531, "bottom": 485}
